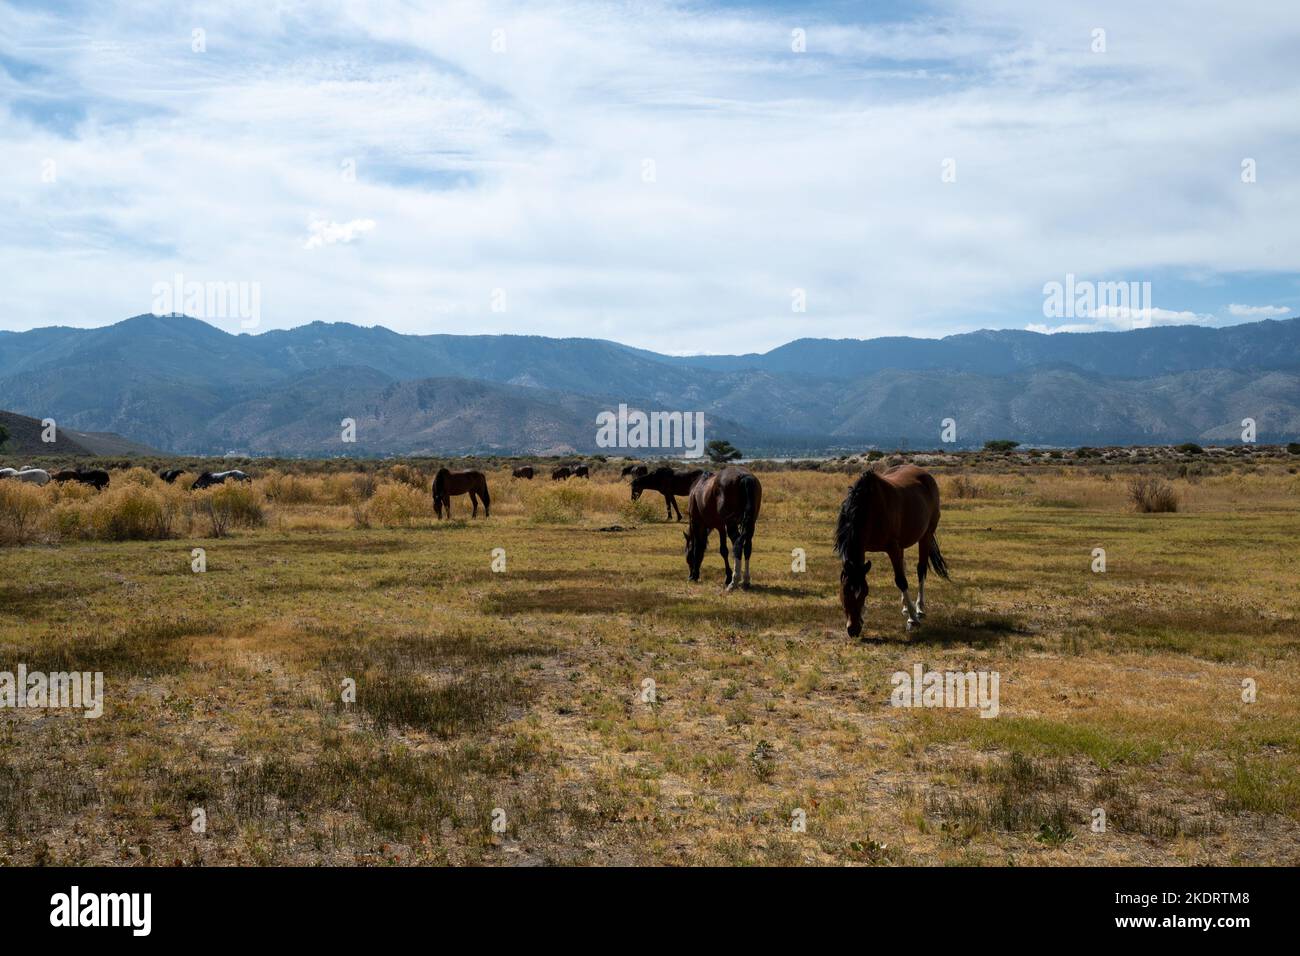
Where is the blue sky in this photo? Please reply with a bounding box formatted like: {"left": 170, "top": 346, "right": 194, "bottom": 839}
{"left": 2, "top": 0, "right": 1298, "bottom": 352}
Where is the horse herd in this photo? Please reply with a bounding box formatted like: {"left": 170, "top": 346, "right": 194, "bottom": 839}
{"left": 4, "top": 457, "right": 948, "bottom": 637}
{"left": 0, "top": 466, "right": 251, "bottom": 491}
{"left": 0, "top": 467, "right": 110, "bottom": 489}
{"left": 439, "top": 460, "right": 951, "bottom": 637}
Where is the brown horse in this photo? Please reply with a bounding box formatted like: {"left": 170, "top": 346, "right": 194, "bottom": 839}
{"left": 432, "top": 468, "right": 490, "bottom": 518}
{"left": 833, "top": 464, "right": 949, "bottom": 639}
{"left": 684, "top": 466, "right": 762, "bottom": 589}
{"left": 512, "top": 465, "right": 534, "bottom": 479}
{"left": 632, "top": 466, "right": 704, "bottom": 521}
{"left": 551, "top": 466, "right": 571, "bottom": 481}
{"left": 573, "top": 465, "right": 590, "bottom": 478}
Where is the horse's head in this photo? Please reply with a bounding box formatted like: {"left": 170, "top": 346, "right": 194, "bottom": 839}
{"left": 683, "top": 528, "right": 706, "bottom": 581}
{"left": 630, "top": 476, "right": 645, "bottom": 500}
{"left": 839, "top": 559, "right": 872, "bottom": 638}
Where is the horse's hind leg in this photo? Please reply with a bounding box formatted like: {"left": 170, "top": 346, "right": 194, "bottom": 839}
{"left": 888, "top": 545, "right": 920, "bottom": 630}
{"left": 471, "top": 492, "right": 479, "bottom": 517}
{"left": 742, "top": 530, "right": 753, "bottom": 590}
{"left": 915, "top": 537, "right": 930, "bottom": 618}
{"left": 719, "top": 528, "right": 734, "bottom": 588}
{"left": 726, "top": 523, "right": 743, "bottom": 590}
{"left": 669, "top": 495, "right": 682, "bottom": 521}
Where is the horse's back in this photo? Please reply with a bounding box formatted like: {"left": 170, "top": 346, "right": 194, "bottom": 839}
{"left": 877, "top": 464, "right": 941, "bottom": 540}
{"left": 690, "top": 466, "right": 760, "bottom": 526}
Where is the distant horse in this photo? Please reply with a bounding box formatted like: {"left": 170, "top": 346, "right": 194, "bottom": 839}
{"left": 432, "top": 468, "right": 490, "bottom": 518}
{"left": 14, "top": 468, "right": 50, "bottom": 486}
{"left": 632, "top": 466, "right": 704, "bottom": 521}
{"left": 551, "top": 466, "right": 572, "bottom": 481}
{"left": 833, "top": 464, "right": 949, "bottom": 639}
{"left": 192, "top": 470, "right": 252, "bottom": 490}
{"left": 512, "top": 465, "right": 534, "bottom": 479}
{"left": 684, "top": 466, "right": 762, "bottom": 590}
{"left": 573, "top": 465, "right": 590, "bottom": 478}
{"left": 53, "top": 469, "right": 110, "bottom": 490}
{"left": 159, "top": 468, "right": 185, "bottom": 484}
{"left": 621, "top": 464, "right": 649, "bottom": 480}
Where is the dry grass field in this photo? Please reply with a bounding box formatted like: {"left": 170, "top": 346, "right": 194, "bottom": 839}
{"left": 1, "top": 455, "right": 1298, "bottom": 865}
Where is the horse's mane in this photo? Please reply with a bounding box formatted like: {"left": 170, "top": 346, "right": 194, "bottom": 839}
{"left": 834, "top": 471, "right": 881, "bottom": 564}
{"left": 433, "top": 466, "right": 450, "bottom": 496}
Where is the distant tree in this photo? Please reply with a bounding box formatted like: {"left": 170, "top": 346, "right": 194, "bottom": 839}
{"left": 1287, "top": 442, "right": 1300, "bottom": 455}
{"left": 983, "top": 439, "right": 1020, "bottom": 453}
{"left": 0, "top": 423, "right": 7, "bottom": 450}
{"left": 1176, "top": 442, "right": 1204, "bottom": 455}
{"left": 706, "top": 439, "right": 743, "bottom": 465}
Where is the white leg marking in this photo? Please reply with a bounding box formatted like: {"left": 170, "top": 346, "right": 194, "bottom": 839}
{"left": 901, "top": 589, "right": 919, "bottom": 625}
{"left": 917, "top": 579, "right": 926, "bottom": 618}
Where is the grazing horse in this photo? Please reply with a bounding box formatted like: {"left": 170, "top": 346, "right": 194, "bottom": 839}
{"left": 0, "top": 468, "right": 17, "bottom": 480}
{"left": 14, "top": 468, "right": 50, "bottom": 486}
{"left": 684, "top": 466, "right": 762, "bottom": 590}
{"left": 551, "top": 466, "right": 572, "bottom": 481}
{"left": 621, "top": 464, "right": 648, "bottom": 480}
{"left": 159, "top": 468, "right": 185, "bottom": 484}
{"left": 53, "top": 469, "right": 110, "bottom": 490}
{"left": 432, "top": 468, "right": 490, "bottom": 518}
{"left": 632, "top": 466, "right": 704, "bottom": 521}
{"left": 833, "top": 464, "right": 949, "bottom": 639}
{"left": 192, "top": 469, "right": 251, "bottom": 490}
{"left": 512, "top": 465, "right": 534, "bottom": 479}
{"left": 573, "top": 465, "right": 590, "bottom": 478}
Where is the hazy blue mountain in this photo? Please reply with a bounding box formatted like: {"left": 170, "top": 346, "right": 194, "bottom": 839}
{"left": 1, "top": 314, "right": 1296, "bottom": 454}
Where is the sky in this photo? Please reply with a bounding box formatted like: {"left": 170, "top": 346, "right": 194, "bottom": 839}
{"left": 2, "top": 0, "right": 1299, "bottom": 353}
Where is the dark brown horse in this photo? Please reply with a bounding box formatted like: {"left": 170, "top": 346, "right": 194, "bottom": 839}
{"left": 573, "top": 465, "right": 590, "bottom": 478}
{"left": 52, "top": 469, "right": 110, "bottom": 490}
{"left": 512, "top": 465, "right": 534, "bottom": 479}
{"left": 684, "top": 466, "right": 761, "bottom": 590}
{"left": 632, "top": 466, "right": 704, "bottom": 521}
{"left": 833, "top": 464, "right": 948, "bottom": 639}
{"left": 551, "top": 466, "right": 572, "bottom": 481}
{"left": 158, "top": 468, "right": 185, "bottom": 484}
{"left": 432, "top": 468, "right": 490, "bottom": 518}
{"left": 621, "top": 464, "right": 648, "bottom": 480}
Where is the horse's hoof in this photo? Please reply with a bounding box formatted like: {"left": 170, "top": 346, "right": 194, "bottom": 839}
{"left": 905, "top": 618, "right": 919, "bottom": 631}
{"left": 741, "top": 581, "right": 751, "bottom": 591}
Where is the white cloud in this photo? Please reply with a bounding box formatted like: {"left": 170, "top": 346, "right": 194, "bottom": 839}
{"left": 1, "top": 1, "right": 1298, "bottom": 349}
{"left": 1029, "top": 305, "right": 1214, "bottom": 334}
{"left": 1228, "top": 303, "right": 1292, "bottom": 318}
{"left": 304, "top": 219, "right": 377, "bottom": 251}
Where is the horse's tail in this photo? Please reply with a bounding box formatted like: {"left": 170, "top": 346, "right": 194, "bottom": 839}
{"left": 927, "top": 536, "right": 951, "bottom": 580}
{"left": 478, "top": 475, "right": 490, "bottom": 513}
{"left": 738, "top": 472, "right": 759, "bottom": 540}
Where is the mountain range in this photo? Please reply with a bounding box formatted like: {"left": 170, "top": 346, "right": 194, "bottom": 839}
{"left": 1, "top": 313, "right": 1297, "bottom": 456}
